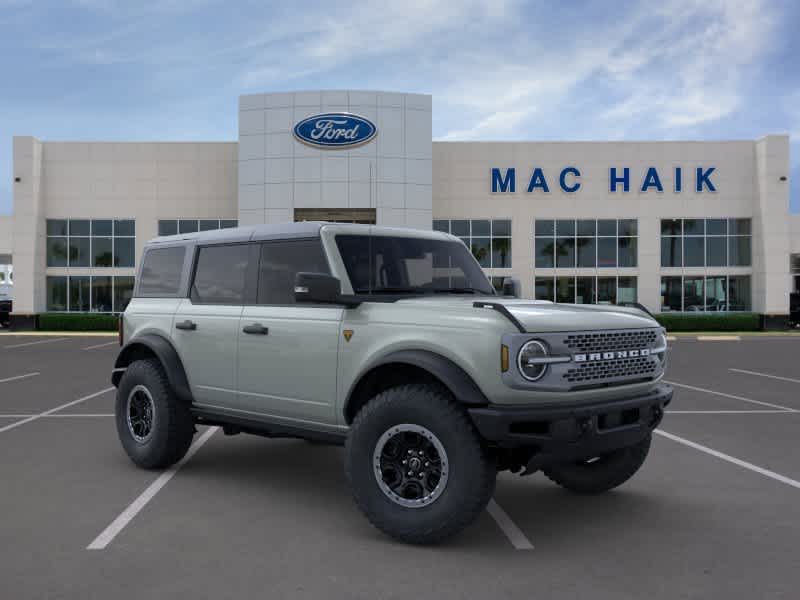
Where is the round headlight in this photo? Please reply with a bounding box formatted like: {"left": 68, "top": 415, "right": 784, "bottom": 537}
{"left": 517, "top": 340, "right": 548, "bottom": 381}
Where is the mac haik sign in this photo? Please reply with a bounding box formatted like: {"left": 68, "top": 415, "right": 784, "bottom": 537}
{"left": 490, "top": 167, "right": 717, "bottom": 194}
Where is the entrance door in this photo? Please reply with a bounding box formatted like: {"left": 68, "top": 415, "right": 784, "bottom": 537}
{"left": 236, "top": 238, "right": 342, "bottom": 425}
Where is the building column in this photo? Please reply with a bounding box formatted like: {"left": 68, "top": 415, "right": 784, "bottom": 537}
{"left": 753, "top": 135, "right": 791, "bottom": 325}
{"left": 10, "top": 136, "right": 46, "bottom": 326}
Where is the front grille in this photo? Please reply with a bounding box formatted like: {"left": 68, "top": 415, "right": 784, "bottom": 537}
{"left": 563, "top": 329, "right": 658, "bottom": 354}
{"left": 563, "top": 356, "right": 658, "bottom": 384}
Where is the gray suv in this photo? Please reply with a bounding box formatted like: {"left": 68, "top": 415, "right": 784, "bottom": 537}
{"left": 112, "top": 222, "right": 672, "bottom": 544}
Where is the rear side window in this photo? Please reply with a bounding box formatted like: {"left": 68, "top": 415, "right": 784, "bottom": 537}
{"left": 191, "top": 244, "right": 250, "bottom": 304}
{"left": 138, "top": 246, "right": 186, "bottom": 296}
{"left": 257, "top": 239, "right": 330, "bottom": 305}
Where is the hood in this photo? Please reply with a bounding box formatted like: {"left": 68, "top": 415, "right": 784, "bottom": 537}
{"left": 395, "top": 296, "right": 658, "bottom": 333}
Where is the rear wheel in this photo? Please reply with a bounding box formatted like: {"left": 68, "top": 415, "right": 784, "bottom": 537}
{"left": 543, "top": 434, "right": 651, "bottom": 494}
{"left": 115, "top": 358, "right": 195, "bottom": 469}
{"left": 345, "top": 384, "right": 496, "bottom": 544}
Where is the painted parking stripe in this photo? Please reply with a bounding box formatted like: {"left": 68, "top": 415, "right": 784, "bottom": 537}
{"left": 729, "top": 368, "right": 800, "bottom": 385}
{"left": 664, "top": 380, "right": 796, "bottom": 412}
{"left": 83, "top": 341, "right": 118, "bottom": 351}
{"left": 0, "top": 387, "right": 114, "bottom": 434}
{"left": 655, "top": 430, "right": 800, "bottom": 490}
{"left": 87, "top": 426, "right": 219, "bottom": 550}
{"left": 487, "top": 498, "right": 534, "bottom": 550}
{"left": 3, "top": 337, "right": 69, "bottom": 349}
{"left": 0, "top": 413, "right": 113, "bottom": 418}
{"left": 0, "top": 372, "right": 39, "bottom": 384}
{"left": 667, "top": 409, "right": 798, "bottom": 414}
{"left": 697, "top": 335, "right": 741, "bottom": 341}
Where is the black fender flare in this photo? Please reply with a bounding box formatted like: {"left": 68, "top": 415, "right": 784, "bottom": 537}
{"left": 112, "top": 334, "right": 193, "bottom": 404}
{"left": 345, "top": 349, "right": 489, "bottom": 421}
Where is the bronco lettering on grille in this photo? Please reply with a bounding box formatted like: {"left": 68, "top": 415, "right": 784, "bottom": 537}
{"left": 573, "top": 348, "right": 651, "bottom": 362}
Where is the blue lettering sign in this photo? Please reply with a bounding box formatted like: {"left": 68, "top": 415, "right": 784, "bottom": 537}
{"left": 491, "top": 168, "right": 515, "bottom": 193}
{"left": 640, "top": 167, "right": 664, "bottom": 192}
{"left": 559, "top": 167, "right": 581, "bottom": 193}
{"left": 674, "top": 167, "right": 682, "bottom": 193}
{"left": 696, "top": 167, "right": 716, "bottom": 192}
{"left": 527, "top": 168, "right": 550, "bottom": 193}
{"left": 609, "top": 167, "right": 630, "bottom": 192}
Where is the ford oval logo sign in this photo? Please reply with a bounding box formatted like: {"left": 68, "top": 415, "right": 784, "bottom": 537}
{"left": 293, "top": 113, "right": 377, "bottom": 149}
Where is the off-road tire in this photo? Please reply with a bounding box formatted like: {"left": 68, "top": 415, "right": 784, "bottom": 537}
{"left": 115, "top": 358, "right": 195, "bottom": 470}
{"left": 345, "top": 384, "right": 496, "bottom": 544}
{"left": 543, "top": 434, "right": 652, "bottom": 494}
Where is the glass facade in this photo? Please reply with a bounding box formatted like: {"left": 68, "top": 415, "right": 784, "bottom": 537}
{"left": 433, "top": 219, "right": 512, "bottom": 268}
{"left": 661, "top": 218, "right": 751, "bottom": 267}
{"left": 659, "top": 275, "right": 751, "bottom": 312}
{"left": 46, "top": 276, "right": 135, "bottom": 312}
{"left": 535, "top": 276, "right": 638, "bottom": 304}
{"left": 535, "top": 219, "right": 637, "bottom": 269}
{"left": 46, "top": 219, "right": 135, "bottom": 268}
{"left": 158, "top": 219, "right": 238, "bottom": 236}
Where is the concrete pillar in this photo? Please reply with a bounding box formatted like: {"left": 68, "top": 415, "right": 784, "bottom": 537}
{"left": 11, "top": 136, "right": 46, "bottom": 322}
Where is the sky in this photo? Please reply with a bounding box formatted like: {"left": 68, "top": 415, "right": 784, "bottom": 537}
{"left": 0, "top": 0, "right": 798, "bottom": 215}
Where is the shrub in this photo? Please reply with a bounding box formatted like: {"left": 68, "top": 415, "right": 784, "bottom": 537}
{"left": 38, "top": 313, "right": 119, "bottom": 331}
{"left": 655, "top": 313, "right": 760, "bottom": 332}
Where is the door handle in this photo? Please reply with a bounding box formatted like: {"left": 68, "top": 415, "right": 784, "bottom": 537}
{"left": 242, "top": 323, "right": 269, "bottom": 335}
{"left": 175, "top": 320, "right": 197, "bottom": 331}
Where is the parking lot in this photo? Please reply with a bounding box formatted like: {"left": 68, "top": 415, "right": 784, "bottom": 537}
{"left": 1, "top": 333, "right": 798, "bottom": 599}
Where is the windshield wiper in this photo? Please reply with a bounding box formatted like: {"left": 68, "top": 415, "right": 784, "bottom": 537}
{"left": 353, "top": 287, "right": 427, "bottom": 294}
{"left": 432, "top": 288, "right": 486, "bottom": 295}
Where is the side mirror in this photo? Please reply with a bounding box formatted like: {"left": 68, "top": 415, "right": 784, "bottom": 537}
{"left": 294, "top": 272, "right": 342, "bottom": 304}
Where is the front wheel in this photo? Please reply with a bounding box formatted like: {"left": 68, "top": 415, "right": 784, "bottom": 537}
{"left": 543, "top": 434, "right": 652, "bottom": 494}
{"left": 345, "top": 384, "right": 496, "bottom": 545}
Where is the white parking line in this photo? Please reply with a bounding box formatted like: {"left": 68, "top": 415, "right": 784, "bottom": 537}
{"left": 697, "top": 336, "right": 741, "bottom": 341}
{"left": 0, "top": 387, "right": 114, "bottom": 434}
{"left": 0, "top": 372, "right": 39, "bottom": 384}
{"left": 655, "top": 430, "right": 800, "bottom": 490}
{"left": 83, "top": 341, "right": 118, "bottom": 351}
{"left": 667, "top": 409, "right": 798, "bottom": 414}
{"left": 664, "top": 380, "right": 796, "bottom": 412}
{"left": 3, "top": 337, "right": 69, "bottom": 349}
{"left": 487, "top": 498, "right": 534, "bottom": 550}
{"left": 87, "top": 426, "right": 219, "bottom": 550}
{"left": 0, "top": 413, "right": 113, "bottom": 418}
{"left": 729, "top": 368, "right": 800, "bottom": 385}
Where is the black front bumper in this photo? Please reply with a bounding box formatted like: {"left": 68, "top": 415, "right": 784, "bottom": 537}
{"left": 468, "top": 383, "right": 672, "bottom": 466}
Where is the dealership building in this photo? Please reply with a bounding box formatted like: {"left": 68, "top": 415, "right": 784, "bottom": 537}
{"left": 1, "top": 89, "right": 798, "bottom": 328}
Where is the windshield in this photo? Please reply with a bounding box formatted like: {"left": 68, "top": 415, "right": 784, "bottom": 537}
{"left": 335, "top": 234, "right": 495, "bottom": 296}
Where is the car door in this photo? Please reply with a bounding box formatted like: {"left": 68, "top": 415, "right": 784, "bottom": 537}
{"left": 236, "top": 238, "right": 343, "bottom": 425}
{"left": 172, "top": 242, "right": 256, "bottom": 409}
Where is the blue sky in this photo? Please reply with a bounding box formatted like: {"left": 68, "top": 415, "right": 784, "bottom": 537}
{"left": 1, "top": 0, "right": 798, "bottom": 215}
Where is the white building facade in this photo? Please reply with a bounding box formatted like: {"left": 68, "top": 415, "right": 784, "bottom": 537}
{"left": 1, "top": 89, "right": 797, "bottom": 329}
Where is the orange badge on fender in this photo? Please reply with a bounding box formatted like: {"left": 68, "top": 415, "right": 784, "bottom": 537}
{"left": 343, "top": 329, "right": 354, "bottom": 342}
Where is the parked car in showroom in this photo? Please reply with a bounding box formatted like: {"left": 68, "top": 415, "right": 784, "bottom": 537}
{"left": 111, "top": 222, "right": 672, "bottom": 544}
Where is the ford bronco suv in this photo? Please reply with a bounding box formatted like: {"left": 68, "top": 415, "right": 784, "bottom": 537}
{"left": 112, "top": 222, "right": 672, "bottom": 544}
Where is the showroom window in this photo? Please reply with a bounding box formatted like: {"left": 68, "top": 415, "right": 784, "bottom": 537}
{"left": 158, "top": 219, "right": 238, "bottom": 236}
{"left": 659, "top": 275, "right": 751, "bottom": 312}
{"left": 46, "top": 276, "right": 135, "bottom": 312}
{"left": 534, "top": 219, "right": 637, "bottom": 269}
{"left": 660, "top": 218, "right": 751, "bottom": 267}
{"left": 46, "top": 219, "right": 135, "bottom": 268}
{"left": 433, "top": 219, "right": 512, "bottom": 268}
{"left": 535, "top": 276, "right": 638, "bottom": 304}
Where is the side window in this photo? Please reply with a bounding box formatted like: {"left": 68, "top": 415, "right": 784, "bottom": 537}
{"left": 138, "top": 246, "right": 186, "bottom": 296}
{"left": 191, "top": 244, "right": 250, "bottom": 304}
{"left": 257, "top": 239, "right": 330, "bottom": 305}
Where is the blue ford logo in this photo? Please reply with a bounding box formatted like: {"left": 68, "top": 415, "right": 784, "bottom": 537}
{"left": 293, "top": 113, "right": 377, "bottom": 149}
